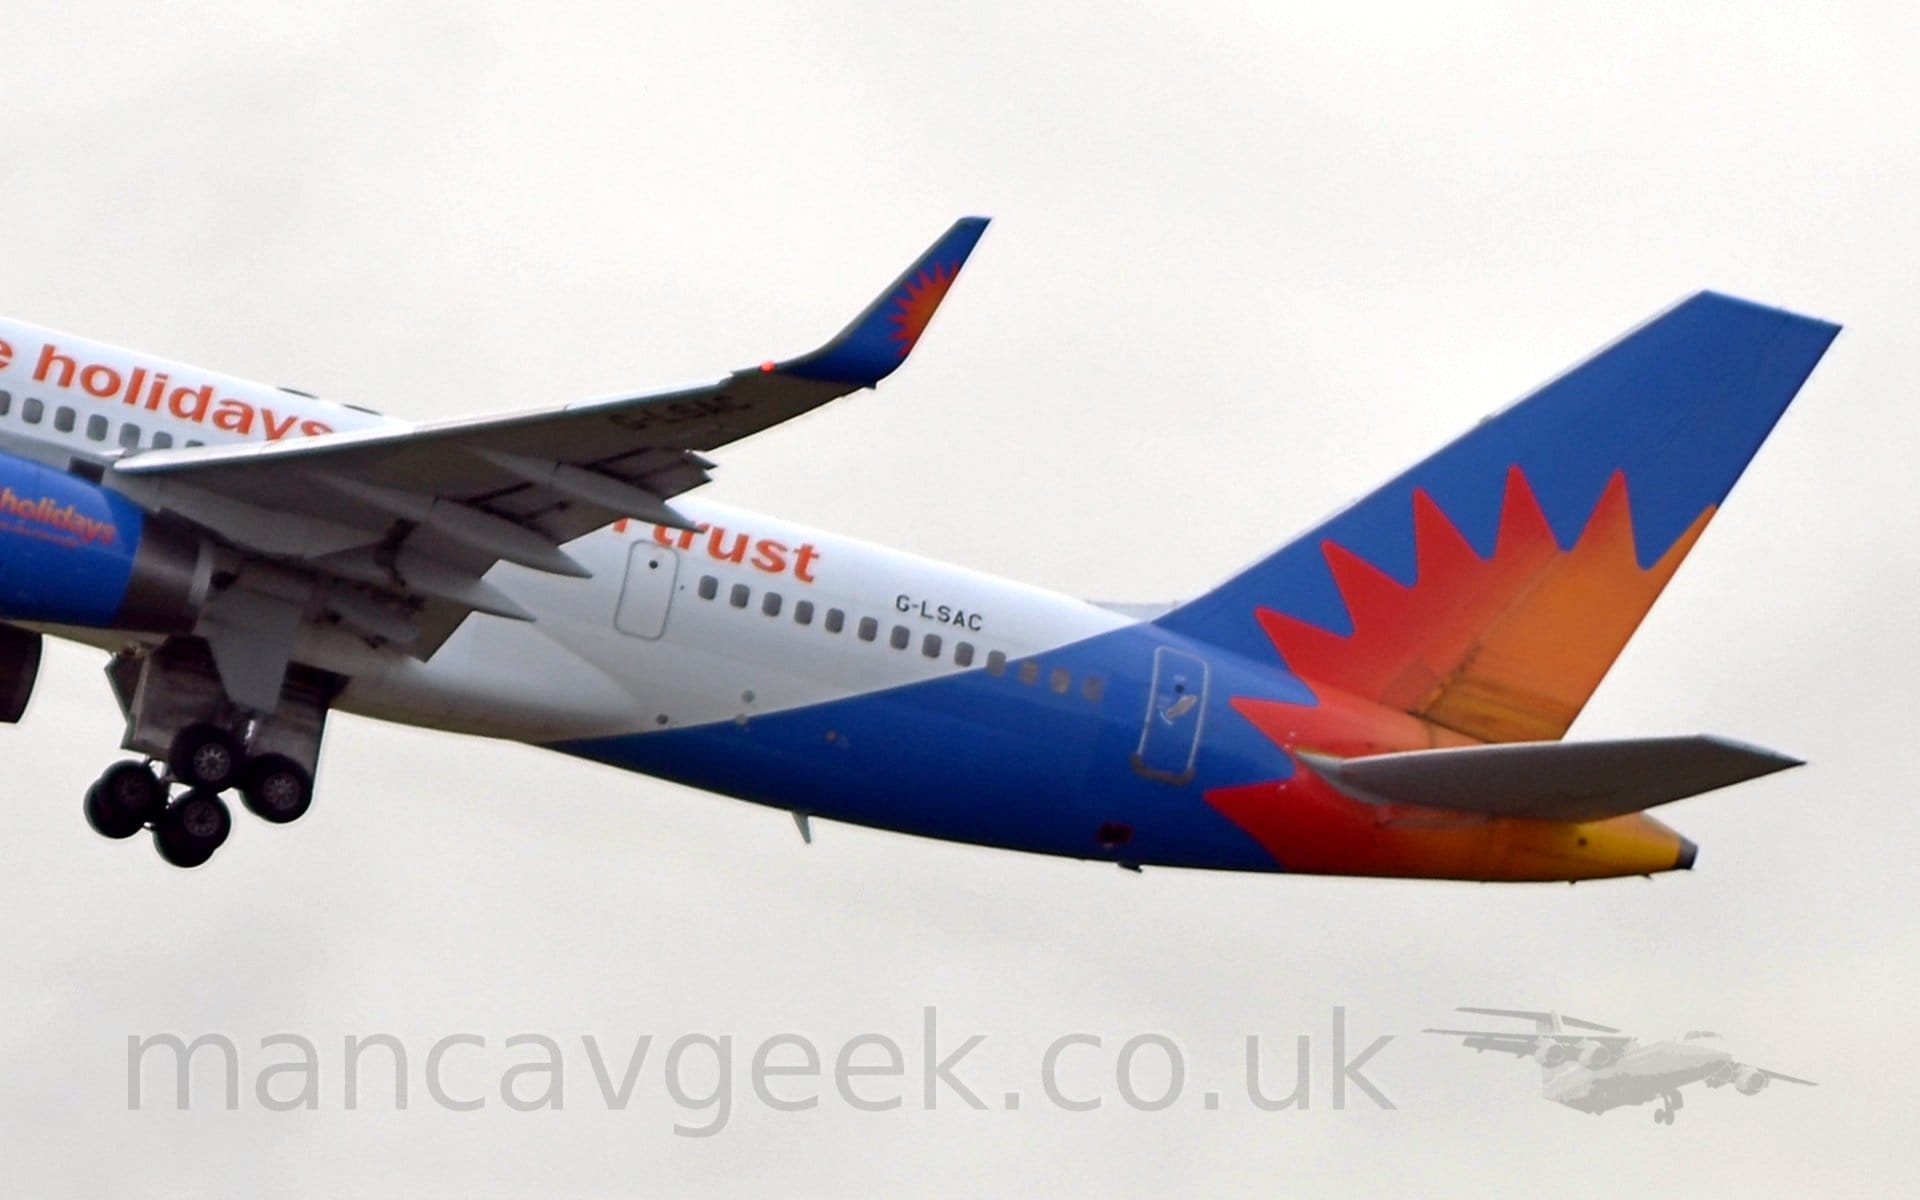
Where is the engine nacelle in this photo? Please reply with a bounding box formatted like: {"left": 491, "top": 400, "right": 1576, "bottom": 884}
{"left": 0, "top": 451, "right": 209, "bottom": 634}
{"left": 1575, "top": 1040, "right": 1620, "bottom": 1069}
{"left": 1733, "top": 1066, "right": 1769, "bottom": 1096}
{"left": 1533, "top": 1040, "right": 1571, "bottom": 1067}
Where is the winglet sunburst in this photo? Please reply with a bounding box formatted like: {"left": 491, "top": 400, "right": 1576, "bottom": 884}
{"left": 778, "top": 217, "right": 989, "bottom": 386}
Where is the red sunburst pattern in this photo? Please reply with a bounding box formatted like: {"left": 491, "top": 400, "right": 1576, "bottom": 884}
{"left": 888, "top": 262, "right": 958, "bottom": 358}
{"left": 1203, "top": 467, "right": 1711, "bottom": 879}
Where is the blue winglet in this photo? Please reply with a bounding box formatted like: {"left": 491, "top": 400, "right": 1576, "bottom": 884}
{"left": 777, "top": 217, "right": 990, "bottom": 385}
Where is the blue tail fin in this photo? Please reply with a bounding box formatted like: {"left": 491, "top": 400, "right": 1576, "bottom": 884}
{"left": 1158, "top": 293, "right": 1840, "bottom": 742}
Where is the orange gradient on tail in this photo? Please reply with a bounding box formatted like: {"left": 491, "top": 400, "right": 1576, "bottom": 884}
{"left": 1208, "top": 765, "right": 1693, "bottom": 881}
{"left": 1211, "top": 467, "right": 1714, "bottom": 880}
{"left": 888, "top": 262, "right": 958, "bottom": 358}
{"left": 1218, "top": 689, "right": 1694, "bottom": 879}
{"left": 1255, "top": 468, "right": 1714, "bottom": 744}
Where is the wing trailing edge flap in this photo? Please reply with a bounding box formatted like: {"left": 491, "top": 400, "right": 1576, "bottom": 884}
{"left": 112, "top": 475, "right": 533, "bottom": 654}
{"left": 1298, "top": 735, "right": 1802, "bottom": 822}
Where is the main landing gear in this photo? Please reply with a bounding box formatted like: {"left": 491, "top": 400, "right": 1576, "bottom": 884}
{"left": 84, "top": 729, "right": 315, "bottom": 869}
{"left": 86, "top": 641, "right": 331, "bottom": 870}
{"left": 1653, "top": 1090, "right": 1683, "bottom": 1125}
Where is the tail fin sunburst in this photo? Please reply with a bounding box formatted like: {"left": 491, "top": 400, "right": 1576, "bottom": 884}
{"left": 1160, "top": 291, "right": 1840, "bottom": 742}
{"left": 1255, "top": 465, "right": 1712, "bottom": 742}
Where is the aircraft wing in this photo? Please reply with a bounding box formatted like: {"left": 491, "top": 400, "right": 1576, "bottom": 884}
{"left": 96, "top": 218, "right": 988, "bottom": 707}
{"left": 1422, "top": 1029, "right": 1550, "bottom": 1058}
{"left": 1455, "top": 1007, "right": 1620, "bottom": 1033}
{"left": 111, "top": 217, "right": 985, "bottom": 576}
{"left": 1425, "top": 1028, "right": 1635, "bottom": 1058}
{"left": 1758, "top": 1068, "right": 1818, "bottom": 1086}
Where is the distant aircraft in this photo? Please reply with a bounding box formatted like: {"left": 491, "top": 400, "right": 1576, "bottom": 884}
{"left": 1427, "top": 1007, "right": 1816, "bottom": 1124}
{"left": 0, "top": 218, "right": 1841, "bottom": 873}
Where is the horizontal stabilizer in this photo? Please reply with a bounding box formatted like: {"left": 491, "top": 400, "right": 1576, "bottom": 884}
{"left": 1299, "top": 735, "right": 1801, "bottom": 822}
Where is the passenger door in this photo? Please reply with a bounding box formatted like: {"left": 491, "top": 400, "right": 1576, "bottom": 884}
{"left": 613, "top": 543, "right": 679, "bottom": 639}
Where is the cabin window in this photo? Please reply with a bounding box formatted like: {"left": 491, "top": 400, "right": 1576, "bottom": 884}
{"left": 1081, "top": 676, "right": 1105, "bottom": 703}
{"left": 1018, "top": 661, "right": 1039, "bottom": 686}
{"left": 22, "top": 397, "right": 43, "bottom": 424}
{"left": 151, "top": 431, "right": 173, "bottom": 449}
{"left": 697, "top": 575, "right": 719, "bottom": 601}
{"left": 54, "top": 406, "right": 75, "bottom": 433}
{"left": 889, "top": 625, "right": 910, "bottom": 651}
{"left": 825, "top": 608, "right": 845, "bottom": 634}
{"left": 118, "top": 422, "right": 142, "bottom": 449}
{"left": 954, "top": 641, "right": 975, "bottom": 668}
{"left": 0, "top": 390, "right": 10, "bottom": 416}
{"left": 921, "top": 633, "right": 942, "bottom": 659}
{"left": 986, "top": 650, "right": 1007, "bottom": 677}
{"left": 762, "top": 592, "right": 782, "bottom": 617}
{"left": 729, "top": 583, "right": 750, "bottom": 609}
{"left": 185, "top": 439, "right": 204, "bottom": 447}
{"left": 794, "top": 600, "right": 814, "bottom": 626}
{"left": 857, "top": 616, "right": 878, "bottom": 642}
{"left": 86, "top": 414, "right": 108, "bottom": 441}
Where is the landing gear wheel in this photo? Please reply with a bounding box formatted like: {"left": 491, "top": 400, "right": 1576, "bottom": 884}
{"left": 153, "top": 790, "right": 232, "bottom": 869}
{"left": 168, "top": 723, "right": 242, "bottom": 791}
{"left": 240, "top": 754, "right": 313, "bottom": 825}
{"left": 1654, "top": 1109, "right": 1670, "bottom": 1125}
{"left": 84, "top": 762, "right": 165, "bottom": 840}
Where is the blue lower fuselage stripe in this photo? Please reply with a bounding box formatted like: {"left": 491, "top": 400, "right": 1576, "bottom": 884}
{"left": 555, "top": 622, "right": 1309, "bottom": 871}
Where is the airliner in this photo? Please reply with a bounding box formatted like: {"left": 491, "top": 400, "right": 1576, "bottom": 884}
{"left": 0, "top": 218, "right": 1839, "bottom": 873}
{"left": 1427, "top": 1008, "right": 1816, "bottom": 1124}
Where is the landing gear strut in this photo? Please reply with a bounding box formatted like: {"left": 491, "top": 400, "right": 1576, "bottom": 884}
{"left": 83, "top": 640, "right": 336, "bottom": 869}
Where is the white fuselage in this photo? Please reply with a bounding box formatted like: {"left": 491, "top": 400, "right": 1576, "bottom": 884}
{"left": 1543, "top": 1037, "right": 1735, "bottom": 1112}
{"left": 336, "top": 501, "right": 1130, "bottom": 741}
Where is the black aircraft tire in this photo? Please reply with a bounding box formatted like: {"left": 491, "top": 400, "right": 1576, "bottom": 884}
{"left": 240, "top": 755, "right": 313, "bottom": 825}
{"left": 85, "top": 762, "right": 165, "bottom": 839}
{"left": 168, "top": 724, "right": 242, "bottom": 791}
{"left": 153, "top": 790, "right": 232, "bottom": 868}
{"left": 85, "top": 784, "right": 138, "bottom": 840}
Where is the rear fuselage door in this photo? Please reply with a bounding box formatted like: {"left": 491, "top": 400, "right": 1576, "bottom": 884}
{"left": 1132, "top": 645, "right": 1209, "bottom": 784}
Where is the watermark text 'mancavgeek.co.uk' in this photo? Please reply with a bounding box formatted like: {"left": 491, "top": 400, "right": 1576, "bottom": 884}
{"left": 127, "top": 1007, "right": 1396, "bottom": 1136}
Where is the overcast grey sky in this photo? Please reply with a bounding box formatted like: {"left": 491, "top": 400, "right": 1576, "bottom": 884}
{"left": 1, "top": 3, "right": 1914, "bottom": 1196}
